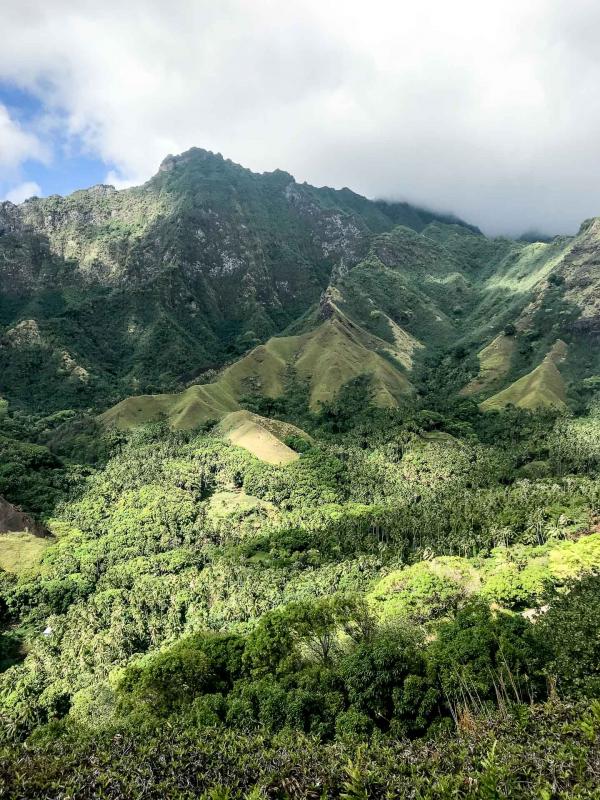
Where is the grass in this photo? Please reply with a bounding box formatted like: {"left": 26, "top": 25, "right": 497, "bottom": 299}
{"left": 100, "top": 381, "right": 240, "bottom": 429}
{"left": 235, "top": 412, "right": 313, "bottom": 445}
{"left": 100, "top": 309, "right": 414, "bottom": 429}
{"left": 214, "top": 411, "right": 301, "bottom": 465}
{"left": 294, "top": 315, "right": 412, "bottom": 409}
{"left": 381, "top": 314, "right": 424, "bottom": 369}
{"left": 461, "top": 334, "right": 516, "bottom": 395}
{"left": 485, "top": 239, "right": 570, "bottom": 293}
{"left": 0, "top": 532, "right": 51, "bottom": 574}
{"left": 206, "top": 490, "right": 276, "bottom": 520}
{"left": 96, "top": 216, "right": 598, "bottom": 432}
{"left": 480, "top": 340, "right": 568, "bottom": 412}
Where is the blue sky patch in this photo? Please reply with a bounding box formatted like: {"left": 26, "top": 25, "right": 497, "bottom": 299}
{"left": 0, "top": 82, "right": 110, "bottom": 200}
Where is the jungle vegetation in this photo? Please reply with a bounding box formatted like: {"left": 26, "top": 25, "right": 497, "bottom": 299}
{"left": 1, "top": 150, "right": 600, "bottom": 798}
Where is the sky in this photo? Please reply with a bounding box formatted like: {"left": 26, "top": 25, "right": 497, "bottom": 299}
{"left": 1, "top": 0, "right": 600, "bottom": 236}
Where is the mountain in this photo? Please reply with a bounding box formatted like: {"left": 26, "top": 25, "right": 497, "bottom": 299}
{"left": 2, "top": 150, "right": 600, "bottom": 424}
{"left": 102, "top": 213, "right": 600, "bottom": 427}
{"left": 0, "top": 148, "right": 475, "bottom": 412}
{"left": 2, "top": 149, "right": 600, "bottom": 797}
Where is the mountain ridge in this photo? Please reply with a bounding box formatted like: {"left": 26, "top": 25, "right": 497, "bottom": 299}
{"left": 2, "top": 150, "right": 600, "bottom": 796}
{"left": 0, "top": 148, "right": 478, "bottom": 412}
{"left": 1, "top": 147, "right": 600, "bottom": 421}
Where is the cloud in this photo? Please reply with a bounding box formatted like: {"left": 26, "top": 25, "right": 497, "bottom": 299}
{"left": 4, "top": 180, "right": 42, "bottom": 204}
{"left": 0, "top": 103, "right": 47, "bottom": 170}
{"left": 103, "top": 170, "right": 143, "bottom": 191}
{"left": 1, "top": 0, "right": 600, "bottom": 233}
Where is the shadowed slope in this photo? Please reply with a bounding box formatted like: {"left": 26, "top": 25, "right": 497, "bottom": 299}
{"left": 0, "top": 148, "right": 477, "bottom": 413}
{"left": 94, "top": 213, "right": 600, "bottom": 427}
{"left": 461, "top": 334, "right": 516, "bottom": 396}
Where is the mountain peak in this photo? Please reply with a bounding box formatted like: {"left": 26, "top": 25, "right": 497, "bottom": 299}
{"left": 158, "top": 146, "right": 224, "bottom": 173}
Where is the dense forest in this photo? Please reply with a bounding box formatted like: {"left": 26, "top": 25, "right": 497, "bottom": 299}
{"left": 1, "top": 380, "right": 599, "bottom": 797}
{"left": 1, "top": 150, "right": 600, "bottom": 797}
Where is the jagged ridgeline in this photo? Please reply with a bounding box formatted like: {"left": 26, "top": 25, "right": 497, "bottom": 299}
{"left": 0, "top": 148, "right": 473, "bottom": 412}
{"left": 1, "top": 147, "right": 600, "bottom": 421}
{"left": 2, "top": 150, "right": 600, "bottom": 797}
{"left": 100, "top": 216, "right": 600, "bottom": 426}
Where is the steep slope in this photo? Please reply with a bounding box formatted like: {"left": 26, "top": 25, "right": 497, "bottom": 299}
{"left": 214, "top": 410, "right": 309, "bottom": 465}
{"left": 456, "top": 218, "right": 600, "bottom": 407}
{"left": 561, "top": 217, "right": 600, "bottom": 335}
{"left": 0, "top": 148, "right": 473, "bottom": 412}
{"left": 101, "top": 209, "right": 600, "bottom": 426}
{"left": 332, "top": 225, "right": 477, "bottom": 350}
{"left": 4, "top": 147, "right": 600, "bottom": 418}
{"left": 461, "top": 334, "right": 516, "bottom": 396}
{"left": 100, "top": 299, "right": 415, "bottom": 429}
{"left": 480, "top": 340, "right": 568, "bottom": 411}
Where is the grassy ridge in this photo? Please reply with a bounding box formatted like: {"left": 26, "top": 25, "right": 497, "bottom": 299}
{"left": 481, "top": 340, "right": 568, "bottom": 411}
{"left": 100, "top": 311, "right": 415, "bottom": 429}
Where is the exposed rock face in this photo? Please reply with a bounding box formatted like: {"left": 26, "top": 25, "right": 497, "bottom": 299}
{"left": 1, "top": 319, "right": 43, "bottom": 347}
{"left": 318, "top": 291, "right": 337, "bottom": 320}
{"left": 0, "top": 147, "right": 472, "bottom": 411}
{"left": 4, "top": 145, "right": 600, "bottom": 418}
{"left": 561, "top": 218, "right": 600, "bottom": 324}
{"left": 0, "top": 496, "right": 47, "bottom": 536}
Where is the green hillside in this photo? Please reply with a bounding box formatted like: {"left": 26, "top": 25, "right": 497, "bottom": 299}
{"left": 480, "top": 340, "right": 569, "bottom": 411}
{"left": 214, "top": 411, "right": 309, "bottom": 465}
{"left": 100, "top": 302, "right": 415, "bottom": 429}
{"left": 461, "top": 333, "right": 516, "bottom": 395}
{"left": 2, "top": 151, "right": 600, "bottom": 797}
{"left": 3, "top": 150, "right": 600, "bottom": 421}
{"left": 0, "top": 149, "right": 475, "bottom": 413}
{"left": 98, "top": 211, "right": 600, "bottom": 428}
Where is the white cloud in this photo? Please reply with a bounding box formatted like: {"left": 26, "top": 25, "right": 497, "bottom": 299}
{"left": 0, "top": 103, "right": 47, "bottom": 170}
{"left": 1, "top": 0, "right": 600, "bottom": 233}
{"left": 103, "top": 170, "right": 141, "bottom": 191}
{"left": 4, "top": 180, "right": 42, "bottom": 204}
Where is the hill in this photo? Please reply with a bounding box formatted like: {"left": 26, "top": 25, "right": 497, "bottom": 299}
{"left": 480, "top": 340, "right": 568, "bottom": 411}
{"left": 214, "top": 410, "right": 310, "bottom": 465}
{"left": 100, "top": 297, "right": 415, "bottom": 429}
{"left": 2, "top": 149, "right": 600, "bottom": 798}
{"left": 0, "top": 149, "right": 475, "bottom": 413}
{"left": 100, "top": 211, "right": 600, "bottom": 426}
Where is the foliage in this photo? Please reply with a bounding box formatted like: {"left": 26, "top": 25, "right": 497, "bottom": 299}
{"left": 536, "top": 573, "right": 600, "bottom": 698}
{"left": 0, "top": 702, "right": 598, "bottom": 798}
{"left": 3, "top": 148, "right": 600, "bottom": 796}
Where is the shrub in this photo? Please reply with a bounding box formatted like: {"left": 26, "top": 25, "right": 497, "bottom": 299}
{"left": 536, "top": 573, "right": 600, "bottom": 698}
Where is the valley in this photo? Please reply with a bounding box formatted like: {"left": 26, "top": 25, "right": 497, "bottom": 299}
{"left": 0, "top": 151, "right": 599, "bottom": 798}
